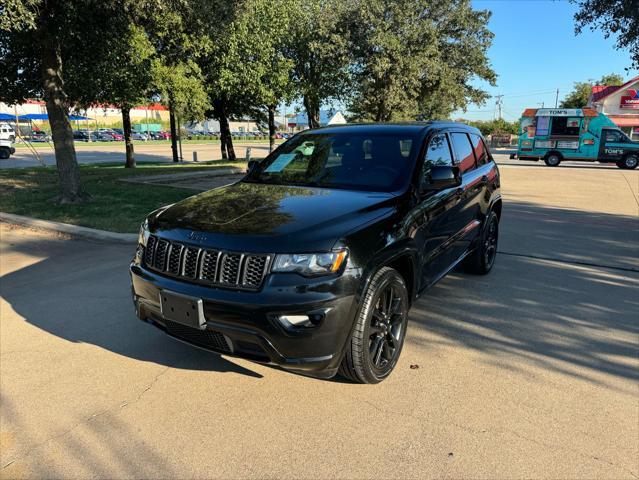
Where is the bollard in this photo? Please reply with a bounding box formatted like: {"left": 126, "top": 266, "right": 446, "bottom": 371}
{"left": 193, "top": 151, "right": 198, "bottom": 162}
{"left": 245, "top": 147, "right": 252, "bottom": 162}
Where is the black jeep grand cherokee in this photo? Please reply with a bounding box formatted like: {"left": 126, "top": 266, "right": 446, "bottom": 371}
{"left": 131, "top": 123, "right": 501, "bottom": 383}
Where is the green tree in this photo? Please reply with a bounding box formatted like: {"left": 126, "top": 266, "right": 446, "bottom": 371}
{"left": 347, "top": 0, "right": 496, "bottom": 122}
{"left": 571, "top": 0, "right": 639, "bottom": 70}
{"left": 217, "top": 0, "right": 295, "bottom": 151}
{"left": 1, "top": 0, "right": 90, "bottom": 202}
{"left": 285, "top": 0, "right": 352, "bottom": 128}
{"left": 464, "top": 118, "right": 518, "bottom": 136}
{"left": 560, "top": 73, "right": 625, "bottom": 108}
{"left": 68, "top": 22, "right": 156, "bottom": 168}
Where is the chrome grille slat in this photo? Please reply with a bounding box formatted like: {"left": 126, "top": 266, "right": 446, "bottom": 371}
{"left": 154, "top": 239, "right": 170, "bottom": 271}
{"left": 145, "top": 235, "right": 269, "bottom": 289}
{"left": 182, "top": 247, "right": 201, "bottom": 278}
{"left": 200, "top": 250, "right": 220, "bottom": 282}
{"left": 144, "top": 235, "right": 157, "bottom": 267}
{"left": 167, "top": 243, "right": 184, "bottom": 275}
{"left": 242, "top": 255, "right": 270, "bottom": 288}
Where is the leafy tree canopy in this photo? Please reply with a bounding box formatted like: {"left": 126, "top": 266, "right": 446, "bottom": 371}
{"left": 571, "top": 0, "right": 639, "bottom": 70}
{"left": 347, "top": 0, "right": 496, "bottom": 122}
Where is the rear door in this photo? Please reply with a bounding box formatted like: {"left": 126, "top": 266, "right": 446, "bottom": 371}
{"left": 448, "top": 132, "right": 484, "bottom": 259}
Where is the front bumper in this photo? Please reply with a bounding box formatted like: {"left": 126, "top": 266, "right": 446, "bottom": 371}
{"left": 130, "top": 264, "right": 359, "bottom": 378}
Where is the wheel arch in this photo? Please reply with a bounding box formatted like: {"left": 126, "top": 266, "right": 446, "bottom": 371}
{"left": 359, "top": 245, "right": 419, "bottom": 306}
{"left": 545, "top": 150, "right": 563, "bottom": 161}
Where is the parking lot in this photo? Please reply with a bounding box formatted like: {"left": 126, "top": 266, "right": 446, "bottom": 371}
{"left": 1, "top": 164, "right": 638, "bottom": 478}
{"left": 1, "top": 142, "right": 273, "bottom": 169}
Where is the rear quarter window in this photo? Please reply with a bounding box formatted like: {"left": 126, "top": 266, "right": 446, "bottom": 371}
{"left": 469, "top": 133, "right": 489, "bottom": 166}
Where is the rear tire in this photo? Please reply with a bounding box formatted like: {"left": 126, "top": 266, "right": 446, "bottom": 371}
{"left": 544, "top": 153, "right": 561, "bottom": 167}
{"left": 462, "top": 211, "right": 499, "bottom": 275}
{"left": 617, "top": 154, "right": 638, "bottom": 170}
{"left": 0, "top": 148, "right": 10, "bottom": 160}
{"left": 339, "top": 267, "right": 409, "bottom": 384}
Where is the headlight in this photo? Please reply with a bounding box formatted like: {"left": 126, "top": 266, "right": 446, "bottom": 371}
{"left": 272, "top": 250, "right": 347, "bottom": 276}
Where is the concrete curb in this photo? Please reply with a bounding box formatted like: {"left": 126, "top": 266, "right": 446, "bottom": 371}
{"left": 0, "top": 212, "right": 138, "bottom": 244}
{"left": 119, "top": 167, "right": 245, "bottom": 185}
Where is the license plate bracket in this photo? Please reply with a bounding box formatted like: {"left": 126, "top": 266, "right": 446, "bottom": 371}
{"left": 160, "top": 290, "right": 205, "bottom": 329}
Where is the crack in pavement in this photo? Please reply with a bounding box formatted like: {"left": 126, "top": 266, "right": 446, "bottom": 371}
{"left": 1, "top": 366, "right": 171, "bottom": 470}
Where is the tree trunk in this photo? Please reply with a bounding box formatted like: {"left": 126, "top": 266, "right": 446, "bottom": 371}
{"left": 219, "top": 112, "right": 235, "bottom": 161}
{"left": 122, "top": 106, "right": 135, "bottom": 168}
{"left": 41, "top": 34, "right": 88, "bottom": 203}
{"left": 303, "top": 94, "right": 321, "bottom": 129}
{"left": 169, "top": 97, "right": 179, "bottom": 163}
{"left": 268, "top": 104, "right": 276, "bottom": 152}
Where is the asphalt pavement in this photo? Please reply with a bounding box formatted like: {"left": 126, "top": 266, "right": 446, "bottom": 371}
{"left": 1, "top": 167, "right": 638, "bottom": 479}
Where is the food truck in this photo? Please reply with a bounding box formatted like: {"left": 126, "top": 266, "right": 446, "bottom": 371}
{"left": 515, "top": 108, "right": 639, "bottom": 169}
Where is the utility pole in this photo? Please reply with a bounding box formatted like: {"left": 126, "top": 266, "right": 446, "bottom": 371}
{"left": 495, "top": 95, "right": 504, "bottom": 120}
{"left": 555, "top": 88, "right": 559, "bottom": 108}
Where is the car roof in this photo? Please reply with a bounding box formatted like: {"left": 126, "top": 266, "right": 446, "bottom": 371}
{"left": 299, "top": 121, "right": 481, "bottom": 136}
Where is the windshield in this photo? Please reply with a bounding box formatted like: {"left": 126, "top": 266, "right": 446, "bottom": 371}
{"left": 244, "top": 132, "right": 419, "bottom": 192}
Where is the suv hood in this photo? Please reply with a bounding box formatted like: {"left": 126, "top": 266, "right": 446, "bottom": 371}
{"left": 149, "top": 181, "right": 398, "bottom": 252}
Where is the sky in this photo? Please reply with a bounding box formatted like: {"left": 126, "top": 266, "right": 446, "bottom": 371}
{"left": 453, "top": 0, "right": 638, "bottom": 121}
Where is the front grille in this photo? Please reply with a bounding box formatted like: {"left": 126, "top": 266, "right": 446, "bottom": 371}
{"left": 164, "top": 319, "right": 231, "bottom": 352}
{"left": 220, "top": 253, "right": 242, "bottom": 285}
{"left": 144, "top": 235, "right": 271, "bottom": 290}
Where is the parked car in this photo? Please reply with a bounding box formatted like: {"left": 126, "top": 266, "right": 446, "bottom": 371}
{"left": 0, "top": 123, "right": 16, "bottom": 142}
{"left": 30, "top": 130, "right": 51, "bottom": 142}
{"left": 73, "top": 130, "right": 98, "bottom": 142}
{"left": 0, "top": 139, "right": 16, "bottom": 159}
{"left": 94, "top": 132, "right": 115, "bottom": 141}
{"left": 131, "top": 122, "right": 501, "bottom": 383}
{"left": 151, "top": 131, "right": 171, "bottom": 140}
{"left": 131, "top": 132, "right": 149, "bottom": 141}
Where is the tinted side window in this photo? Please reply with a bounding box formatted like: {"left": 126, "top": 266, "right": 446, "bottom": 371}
{"left": 450, "top": 132, "right": 475, "bottom": 173}
{"left": 424, "top": 134, "right": 453, "bottom": 167}
{"left": 469, "top": 133, "right": 489, "bottom": 166}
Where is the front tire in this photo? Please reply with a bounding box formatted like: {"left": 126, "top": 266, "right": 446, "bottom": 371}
{"left": 339, "top": 267, "right": 409, "bottom": 384}
{"left": 0, "top": 148, "right": 10, "bottom": 160}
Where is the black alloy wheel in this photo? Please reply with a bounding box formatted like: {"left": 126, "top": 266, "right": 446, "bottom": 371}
{"left": 463, "top": 210, "right": 499, "bottom": 275}
{"left": 368, "top": 282, "right": 406, "bottom": 373}
{"left": 483, "top": 213, "right": 499, "bottom": 270}
{"left": 339, "top": 267, "right": 409, "bottom": 384}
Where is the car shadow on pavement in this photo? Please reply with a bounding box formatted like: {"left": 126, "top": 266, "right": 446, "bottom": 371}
{"left": 1, "top": 392, "right": 181, "bottom": 478}
{"left": 409, "top": 200, "right": 639, "bottom": 391}
{"left": 1, "top": 234, "right": 263, "bottom": 379}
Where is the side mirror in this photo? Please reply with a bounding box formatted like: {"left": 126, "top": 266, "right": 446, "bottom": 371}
{"left": 247, "top": 159, "right": 260, "bottom": 173}
{"left": 422, "top": 165, "right": 461, "bottom": 192}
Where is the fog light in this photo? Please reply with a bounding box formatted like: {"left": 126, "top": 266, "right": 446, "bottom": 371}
{"left": 279, "top": 314, "right": 313, "bottom": 328}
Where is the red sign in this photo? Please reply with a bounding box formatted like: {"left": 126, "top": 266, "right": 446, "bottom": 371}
{"left": 620, "top": 89, "right": 639, "bottom": 109}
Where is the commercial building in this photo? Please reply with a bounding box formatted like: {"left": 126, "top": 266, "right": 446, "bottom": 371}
{"left": 0, "top": 100, "right": 170, "bottom": 126}
{"left": 588, "top": 75, "right": 639, "bottom": 140}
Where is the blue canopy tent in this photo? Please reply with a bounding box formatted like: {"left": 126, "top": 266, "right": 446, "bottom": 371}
{"left": 16, "top": 113, "right": 93, "bottom": 121}
{"left": 0, "top": 113, "right": 16, "bottom": 121}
